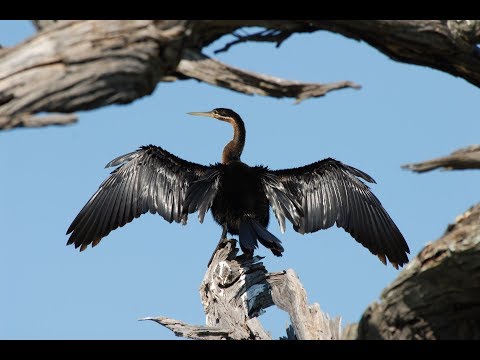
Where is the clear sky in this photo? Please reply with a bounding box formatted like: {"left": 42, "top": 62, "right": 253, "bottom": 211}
{"left": 1, "top": 20, "right": 479, "bottom": 340}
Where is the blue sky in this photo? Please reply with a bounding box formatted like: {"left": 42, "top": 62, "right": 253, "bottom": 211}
{"left": 1, "top": 20, "right": 479, "bottom": 340}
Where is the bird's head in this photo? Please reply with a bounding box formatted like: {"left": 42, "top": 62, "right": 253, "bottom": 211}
{"left": 187, "top": 108, "right": 240, "bottom": 123}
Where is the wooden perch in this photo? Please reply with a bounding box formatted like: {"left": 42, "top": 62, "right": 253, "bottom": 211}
{"left": 142, "top": 238, "right": 341, "bottom": 340}
{"left": 268, "top": 270, "right": 342, "bottom": 339}
{"left": 402, "top": 145, "right": 480, "bottom": 173}
{"left": 345, "top": 203, "right": 480, "bottom": 340}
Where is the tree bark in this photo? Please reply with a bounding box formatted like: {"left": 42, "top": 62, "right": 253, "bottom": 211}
{"left": 345, "top": 203, "right": 480, "bottom": 340}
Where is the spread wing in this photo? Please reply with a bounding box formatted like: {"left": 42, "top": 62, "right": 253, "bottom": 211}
{"left": 261, "top": 158, "right": 409, "bottom": 268}
{"left": 66, "top": 145, "right": 221, "bottom": 251}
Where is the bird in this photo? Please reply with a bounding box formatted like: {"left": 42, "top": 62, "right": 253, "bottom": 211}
{"left": 66, "top": 108, "right": 410, "bottom": 268}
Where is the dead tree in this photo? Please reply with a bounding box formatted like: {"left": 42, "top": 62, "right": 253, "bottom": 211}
{"left": 2, "top": 20, "right": 480, "bottom": 339}
{"left": 141, "top": 202, "right": 480, "bottom": 340}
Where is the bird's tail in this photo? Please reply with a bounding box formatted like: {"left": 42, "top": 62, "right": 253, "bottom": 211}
{"left": 239, "top": 218, "right": 284, "bottom": 257}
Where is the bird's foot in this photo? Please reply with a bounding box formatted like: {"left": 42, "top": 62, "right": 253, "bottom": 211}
{"left": 235, "top": 251, "right": 254, "bottom": 263}
{"left": 207, "top": 237, "right": 231, "bottom": 268}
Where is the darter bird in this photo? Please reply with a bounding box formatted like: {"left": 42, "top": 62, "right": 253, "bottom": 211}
{"left": 66, "top": 108, "right": 409, "bottom": 268}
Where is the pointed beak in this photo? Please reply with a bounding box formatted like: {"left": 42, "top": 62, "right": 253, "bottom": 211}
{"left": 187, "top": 111, "right": 216, "bottom": 118}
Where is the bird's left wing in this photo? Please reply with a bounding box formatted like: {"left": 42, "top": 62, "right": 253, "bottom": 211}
{"left": 261, "top": 158, "right": 409, "bottom": 268}
{"left": 66, "top": 145, "right": 221, "bottom": 251}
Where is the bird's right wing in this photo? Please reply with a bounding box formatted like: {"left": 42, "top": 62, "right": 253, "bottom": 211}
{"left": 66, "top": 145, "right": 221, "bottom": 251}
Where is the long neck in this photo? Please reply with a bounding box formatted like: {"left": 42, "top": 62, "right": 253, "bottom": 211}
{"left": 222, "top": 115, "right": 245, "bottom": 164}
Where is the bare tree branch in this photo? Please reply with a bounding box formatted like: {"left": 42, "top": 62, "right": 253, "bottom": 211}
{"left": 306, "top": 20, "right": 480, "bottom": 89}
{"left": 194, "top": 20, "right": 480, "bottom": 89}
{"left": 177, "top": 50, "right": 360, "bottom": 103}
{"left": 402, "top": 145, "right": 480, "bottom": 173}
{"left": 139, "top": 317, "right": 232, "bottom": 340}
{"left": 213, "top": 28, "right": 293, "bottom": 54}
{"left": 267, "top": 269, "right": 341, "bottom": 340}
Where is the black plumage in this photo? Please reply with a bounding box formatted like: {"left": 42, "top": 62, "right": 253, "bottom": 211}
{"left": 67, "top": 108, "right": 410, "bottom": 268}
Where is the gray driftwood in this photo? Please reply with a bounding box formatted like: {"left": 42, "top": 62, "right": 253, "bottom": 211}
{"left": 142, "top": 238, "right": 341, "bottom": 340}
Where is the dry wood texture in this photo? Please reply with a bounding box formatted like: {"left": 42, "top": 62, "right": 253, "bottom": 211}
{"left": 143, "top": 238, "right": 341, "bottom": 340}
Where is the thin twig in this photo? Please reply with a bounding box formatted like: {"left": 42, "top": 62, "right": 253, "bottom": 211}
{"left": 214, "top": 29, "right": 292, "bottom": 54}
{"left": 139, "top": 317, "right": 232, "bottom": 340}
